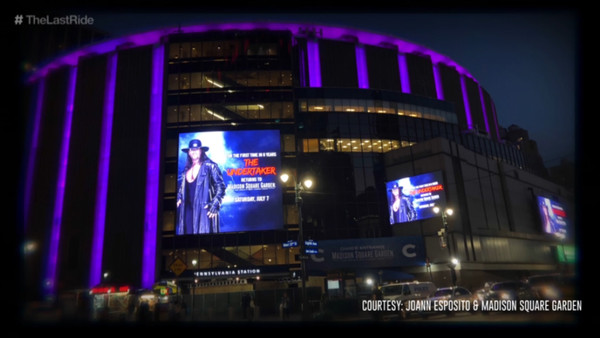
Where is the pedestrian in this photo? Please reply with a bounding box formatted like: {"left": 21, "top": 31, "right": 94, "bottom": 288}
{"left": 280, "top": 292, "right": 290, "bottom": 320}
{"left": 241, "top": 293, "right": 251, "bottom": 319}
{"left": 138, "top": 300, "right": 150, "bottom": 323}
{"left": 371, "top": 287, "right": 383, "bottom": 321}
{"left": 248, "top": 296, "right": 255, "bottom": 321}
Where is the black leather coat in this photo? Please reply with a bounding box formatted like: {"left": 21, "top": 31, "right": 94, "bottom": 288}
{"left": 177, "top": 159, "right": 226, "bottom": 234}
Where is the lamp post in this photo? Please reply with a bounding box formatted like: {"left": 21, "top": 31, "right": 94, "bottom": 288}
{"left": 433, "top": 206, "right": 457, "bottom": 286}
{"left": 280, "top": 172, "right": 313, "bottom": 321}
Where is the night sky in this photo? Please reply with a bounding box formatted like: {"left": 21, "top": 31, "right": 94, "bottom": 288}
{"left": 81, "top": 10, "right": 579, "bottom": 168}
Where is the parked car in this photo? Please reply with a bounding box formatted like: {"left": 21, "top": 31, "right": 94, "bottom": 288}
{"left": 527, "top": 273, "right": 577, "bottom": 300}
{"left": 381, "top": 281, "right": 436, "bottom": 319}
{"left": 423, "top": 286, "right": 475, "bottom": 317}
{"left": 486, "top": 281, "right": 536, "bottom": 301}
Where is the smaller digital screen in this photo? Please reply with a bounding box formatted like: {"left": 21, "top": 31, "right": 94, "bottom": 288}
{"left": 537, "top": 196, "right": 567, "bottom": 239}
{"left": 327, "top": 280, "right": 340, "bottom": 290}
{"left": 385, "top": 171, "right": 446, "bottom": 225}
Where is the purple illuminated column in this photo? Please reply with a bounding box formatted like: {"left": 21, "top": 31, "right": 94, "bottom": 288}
{"left": 460, "top": 75, "right": 474, "bottom": 130}
{"left": 398, "top": 53, "right": 411, "bottom": 94}
{"left": 44, "top": 66, "right": 77, "bottom": 298}
{"left": 355, "top": 44, "right": 369, "bottom": 89}
{"left": 89, "top": 53, "right": 117, "bottom": 287}
{"left": 478, "top": 86, "right": 491, "bottom": 136}
{"left": 298, "top": 49, "right": 306, "bottom": 87}
{"left": 306, "top": 40, "right": 322, "bottom": 88}
{"left": 141, "top": 44, "right": 164, "bottom": 289}
{"left": 433, "top": 64, "right": 444, "bottom": 100}
{"left": 24, "top": 78, "right": 46, "bottom": 230}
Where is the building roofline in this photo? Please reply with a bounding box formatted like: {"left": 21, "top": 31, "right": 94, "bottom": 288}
{"left": 25, "top": 21, "right": 477, "bottom": 84}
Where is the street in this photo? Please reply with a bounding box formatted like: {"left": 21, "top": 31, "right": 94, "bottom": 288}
{"left": 393, "top": 310, "right": 580, "bottom": 324}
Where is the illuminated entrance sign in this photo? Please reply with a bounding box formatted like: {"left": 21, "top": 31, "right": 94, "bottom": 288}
{"left": 194, "top": 268, "right": 261, "bottom": 278}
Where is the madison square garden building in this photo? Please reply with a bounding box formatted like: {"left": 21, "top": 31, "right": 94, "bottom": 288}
{"left": 21, "top": 22, "right": 576, "bottom": 315}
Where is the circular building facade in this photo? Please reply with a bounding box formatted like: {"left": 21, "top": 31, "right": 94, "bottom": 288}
{"left": 24, "top": 23, "right": 566, "bottom": 312}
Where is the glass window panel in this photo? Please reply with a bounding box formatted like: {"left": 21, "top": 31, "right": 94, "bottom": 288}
{"left": 397, "top": 102, "right": 405, "bottom": 116}
{"left": 303, "top": 139, "right": 319, "bottom": 152}
{"left": 190, "top": 42, "right": 201, "bottom": 58}
{"left": 309, "top": 138, "right": 319, "bottom": 152}
{"left": 168, "top": 44, "right": 180, "bottom": 59}
{"left": 163, "top": 211, "right": 175, "bottom": 232}
{"left": 190, "top": 104, "right": 202, "bottom": 121}
{"left": 167, "top": 106, "right": 178, "bottom": 124}
{"left": 248, "top": 105, "right": 259, "bottom": 119}
{"left": 268, "top": 102, "right": 280, "bottom": 119}
{"left": 387, "top": 101, "right": 397, "bottom": 114}
{"left": 309, "top": 99, "right": 330, "bottom": 112}
{"left": 366, "top": 99, "right": 375, "bottom": 113}
{"left": 356, "top": 99, "right": 366, "bottom": 113}
{"left": 283, "top": 134, "right": 296, "bottom": 153}
{"left": 363, "top": 139, "right": 374, "bottom": 152}
{"left": 357, "top": 99, "right": 367, "bottom": 113}
{"left": 281, "top": 71, "right": 292, "bottom": 86}
{"left": 264, "top": 245, "right": 277, "bottom": 265}
{"left": 190, "top": 72, "right": 204, "bottom": 89}
{"left": 247, "top": 43, "right": 278, "bottom": 56}
{"left": 282, "top": 102, "right": 294, "bottom": 119}
{"left": 179, "top": 105, "right": 190, "bottom": 122}
{"left": 168, "top": 74, "right": 179, "bottom": 90}
{"left": 332, "top": 99, "right": 342, "bottom": 112}
{"left": 372, "top": 139, "right": 384, "bottom": 153}
{"left": 259, "top": 104, "right": 271, "bottom": 119}
{"left": 299, "top": 100, "right": 307, "bottom": 112}
{"left": 179, "top": 73, "right": 190, "bottom": 90}
{"left": 166, "top": 138, "right": 178, "bottom": 158}
{"left": 164, "top": 174, "right": 176, "bottom": 194}
{"left": 202, "top": 106, "right": 228, "bottom": 121}
{"left": 181, "top": 43, "right": 192, "bottom": 58}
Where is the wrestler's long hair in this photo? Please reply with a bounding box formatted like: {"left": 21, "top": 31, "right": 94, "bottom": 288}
{"left": 184, "top": 150, "right": 209, "bottom": 172}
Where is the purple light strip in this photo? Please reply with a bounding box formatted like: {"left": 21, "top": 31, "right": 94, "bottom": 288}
{"left": 306, "top": 40, "right": 322, "bottom": 88}
{"left": 433, "top": 64, "right": 444, "bottom": 100}
{"left": 460, "top": 75, "right": 474, "bottom": 130}
{"left": 299, "top": 48, "right": 306, "bottom": 87}
{"left": 398, "top": 53, "right": 411, "bottom": 94}
{"left": 27, "top": 23, "right": 479, "bottom": 86}
{"left": 89, "top": 53, "right": 117, "bottom": 288}
{"left": 478, "top": 85, "right": 491, "bottom": 135}
{"left": 24, "top": 78, "right": 45, "bottom": 229}
{"left": 355, "top": 44, "right": 369, "bottom": 89}
{"left": 142, "top": 44, "right": 164, "bottom": 289}
{"left": 44, "top": 66, "right": 77, "bottom": 297}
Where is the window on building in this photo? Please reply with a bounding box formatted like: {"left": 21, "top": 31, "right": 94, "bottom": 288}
{"left": 282, "top": 134, "right": 296, "bottom": 153}
{"left": 303, "top": 138, "right": 320, "bottom": 152}
{"left": 304, "top": 98, "right": 454, "bottom": 123}
{"left": 163, "top": 211, "right": 175, "bottom": 232}
{"left": 302, "top": 138, "right": 402, "bottom": 153}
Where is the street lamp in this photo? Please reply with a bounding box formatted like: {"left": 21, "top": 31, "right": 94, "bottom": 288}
{"left": 280, "top": 172, "right": 314, "bottom": 320}
{"left": 433, "top": 206, "right": 457, "bottom": 286}
{"left": 433, "top": 206, "right": 453, "bottom": 253}
{"left": 449, "top": 258, "right": 459, "bottom": 286}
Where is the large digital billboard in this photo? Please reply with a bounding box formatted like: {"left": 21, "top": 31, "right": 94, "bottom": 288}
{"left": 176, "top": 130, "right": 282, "bottom": 235}
{"left": 385, "top": 171, "right": 446, "bottom": 225}
{"left": 537, "top": 196, "right": 567, "bottom": 239}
